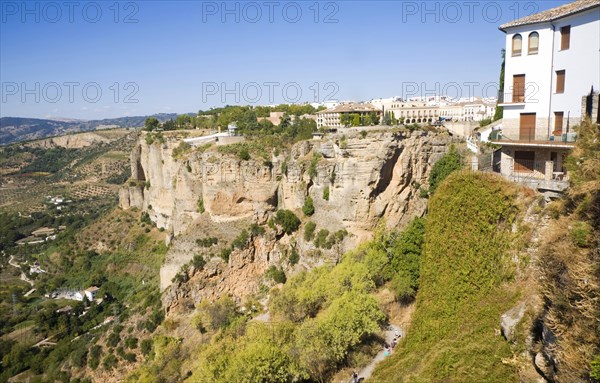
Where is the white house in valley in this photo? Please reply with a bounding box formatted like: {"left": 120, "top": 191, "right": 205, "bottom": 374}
{"left": 493, "top": 0, "right": 600, "bottom": 189}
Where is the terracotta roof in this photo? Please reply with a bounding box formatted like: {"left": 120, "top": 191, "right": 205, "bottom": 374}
{"left": 317, "top": 103, "right": 380, "bottom": 114}
{"left": 499, "top": 0, "right": 599, "bottom": 31}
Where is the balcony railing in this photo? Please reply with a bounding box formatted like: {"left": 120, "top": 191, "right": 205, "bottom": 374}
{"left": 490, "top": 131, "right": 577, "bottom": 145}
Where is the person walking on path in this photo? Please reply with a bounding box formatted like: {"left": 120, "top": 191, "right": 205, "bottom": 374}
{"left": 352, "top": 370, "right": 359, "bottom": 383}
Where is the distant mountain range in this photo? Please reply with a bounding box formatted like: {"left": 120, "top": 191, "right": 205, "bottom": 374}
{"left": 0, "top": 114, "right": 185, "bottom": 145}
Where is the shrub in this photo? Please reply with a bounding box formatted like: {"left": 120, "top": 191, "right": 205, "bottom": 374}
{"left": 308, "top": 154, "right": 321, "bottom": 179}
{"left": 197, "top": 197, "right": 205, "bottom": 214}
{"left": 250, "top": 223, "right": 265, "bottom": 237}
{"left": 124, "top": 337, "right": 138, "bottom": 349}
{"left": 220, "top": 247, "right": 232, "bottom": 262}
{"left": 570, "top": 221, "right": 592, "bottom": 247}
{"left": 428, "top": 146, "right": 463, "bottom": 195}
{"left": 304, "top": 221, "right": 316, "bottom": 241}
{"left": 265, "top": 266, "right": 287, "bottom": 284}
{"left": 289, "top": 248, "right": 300, "bottom": 265}
{"left": 196, "top": 237, "right": 218, "bottom": 247}
{"left": 274, "top": 210, "right": 301, "bottom": 234}
{"left": 360, "top": 130, "right": 368, "bottom": 138}
{"left": 232, "top": 230, "right": 249, "bottom": 249}
{"left": 140, "top": 339, "right": 152, "bottom": 356}
{"left": 123, "top": 353, "right": 136, "bottom": 362}
{"left": 239, "top": 148, "right": 250, "bottom": 161}
{"left": 102, "top": 354, "right": 118, "bottom": 370}
{"left": 192, "top": 254, "right": 206, "bottom": 269}
{"left": 107, "top": 332, "right": 120, "bottom": 347}
{"left": 196, "top": 296, "right": 238, "bottom": 331}
{"left": 302, "top": 196, "right": 315, "bottom": 217}
{"left": 172, "top": 141, "right": 191, "bottom": 159}
{"left": 322, "top": 186, "right": 330, "bottom": 201}
{"left": 314, "top": 229, "right": 330, "bottom": 248}
{"left": 479, "top": 118, "right": 492, "bottom": 127}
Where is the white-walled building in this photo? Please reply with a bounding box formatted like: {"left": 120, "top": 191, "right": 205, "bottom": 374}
{"left": 316, "top": 103, "right": 382, "bottom": 129}
{"left": 493, "top": 0, "right": 600, "bottom": 188}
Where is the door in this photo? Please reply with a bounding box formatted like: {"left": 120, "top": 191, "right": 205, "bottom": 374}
{"left": 519, "top": 113, "right": 536, "bottom": 141}
{"left": 513, "top": 75, "right": 525, "bottom": 103}
{"left": 514, "top": 151, "right": 535, "bottom": 172}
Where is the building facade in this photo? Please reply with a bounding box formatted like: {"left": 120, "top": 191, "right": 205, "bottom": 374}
{"left": 316, "top": 103, "right": 382, "bottom": 129}
{"left": 493, "top": 0, "right": 600, "bottom": 189}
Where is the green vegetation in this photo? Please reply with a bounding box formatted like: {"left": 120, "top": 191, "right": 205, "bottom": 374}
{"left": 340, "top": 112, "right": 380, "bottom": 127}
{"left": 538, "top": 118, "right": 600, "bottom": 381}
{"left": 274, "top": 210, "right": 301, "bottom": 235}
{"left": 249, "top": 223, "right": 265, "bottom": 237}
{"left": 322, "top": 186, "right": 330, "bottom": 201}
{"left": 308, "top": 153, "right": 320, "bottom": 179}
{"left": 371, "top": 172, "right": 520, "bottom": 382}
{"left": 265, "top": 266, "right": 287, "bottom": 284}
{"left": 493, "top": 49, "right": 505, "bottom": 121}
{"left": 232, "top": 229, "right": 249, "bottom": 249}
{"left": 196, "top": 237, "right": 218, "bottom": 247}
{"left": 304, "top": 221, "right": 316, "bottom": 241}
{"left": 288, "top": 248, "right": 300, "bottom": 266}
{"left": 191, "top": 248, "right": 391, "bottom": 382}
{"left": 302, "top": 196, "right": 315, "bottom": 217}
{"left": 197, "top": 197, "right": 205, "bottom": 214}
{"left": 427, "top": 146, "right": 463, "bottom": 195}
{"left": 313, "top": 228, "right": 348, "bottom": 249}
{"left": 479, "top": 118, "right": 492, "bottom": 127}
{"left": 172, "top": 141, "right": 191, "bottom": 159}
{"left": 0, "top": 207, "right": 167, "bottom": 382}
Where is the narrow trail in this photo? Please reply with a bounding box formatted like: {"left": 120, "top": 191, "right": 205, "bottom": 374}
{"left": 358, "top": 324, "right": 403, "bottom": 382}
{"left": 8, "top": 255, "right": 34, "bottom": 287}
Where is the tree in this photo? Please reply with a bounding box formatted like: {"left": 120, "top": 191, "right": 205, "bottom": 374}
{"left": 303, "top": 196, "right": 315, "bottom": 217}
{"left": 163, "top": 119, "right": 176, "bottom": 131}
{"left": 340, "top": 113, "right": 352, "bottom": 127}
{"left": 493, "top": 49, "right": 505, "bottom": 121}
{"left": 304, "top": 221, "right": 316, "bottom": 241}
{"left": 175, "top": 114, "right": 191, "bottom": 129}
{"left": 144, "top": 117, "right": 159, "bottom": 131}
{"left": 275, "top": 210, "right": 301, "bottom": 234}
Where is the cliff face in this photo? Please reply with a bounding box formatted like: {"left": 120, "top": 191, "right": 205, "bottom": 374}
{"left": 119, "top": 130, "right": 454, "bottom": 309}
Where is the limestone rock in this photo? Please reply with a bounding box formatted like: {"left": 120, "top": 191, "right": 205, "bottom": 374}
{"left": 119, "top": 129, "right": 455, "bottom": 302}
{"left": 501, "top": 302, "right": 527, "bottom": 342}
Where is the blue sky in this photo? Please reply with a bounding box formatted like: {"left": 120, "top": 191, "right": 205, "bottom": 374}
{"left": 0, "top": 0, "right": 566, "bottom": 120}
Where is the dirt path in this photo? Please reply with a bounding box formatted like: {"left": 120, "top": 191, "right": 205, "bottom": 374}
{"left": 358, "top": 324, "right": 403, "bottom": 382}
{"left": 8, "top": 255, "right": 34, "bottom": 287}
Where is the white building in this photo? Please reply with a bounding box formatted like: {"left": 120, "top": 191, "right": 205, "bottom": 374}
{"left": 316, "top": 103, "right": 382, "bottom": 129}
{"left": 493, "top": 0, "right": 600, "bottom": 188}
{"left": 84, "top": 286, "right": 100, "bottom": 301}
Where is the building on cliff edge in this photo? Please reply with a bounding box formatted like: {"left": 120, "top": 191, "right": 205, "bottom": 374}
{"left": 492, "top": 0, "right": 600, "bottom": 192}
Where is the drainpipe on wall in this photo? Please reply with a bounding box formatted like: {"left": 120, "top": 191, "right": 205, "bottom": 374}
{"left": 548, "top": 22, "right": 556, "bottom": 138}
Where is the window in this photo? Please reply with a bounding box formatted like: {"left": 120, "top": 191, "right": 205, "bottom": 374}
{"left": 513, "top": 74, "right": 525, "bottom": 103}
{"left": 554, "top": 112, "right": 564, "bottom": 135}
{"left": 560, "top": 26, "right": 570, "bottom": 50}
{"left": 528, "top": 32, "right": 539, "bottom": 54}
{"left": 556, "top": 70, "right": 565, "bottom": 94}
{"left": 514, "top": 151, "right": 535, "bottom": 172}
{"left": 512, "top": 34, "right": 522, "bottom": 56}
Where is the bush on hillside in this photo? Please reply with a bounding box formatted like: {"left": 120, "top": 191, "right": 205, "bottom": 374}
{"left": 274, "top": 210, "right": 301, "bottom": 234}
{"left": 428, "top": 146, "right": 463, "bottom": 195}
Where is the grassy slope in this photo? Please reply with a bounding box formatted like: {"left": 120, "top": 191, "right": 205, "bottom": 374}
{"left": 371, "top": 172, "right": 523, "bottom": 383}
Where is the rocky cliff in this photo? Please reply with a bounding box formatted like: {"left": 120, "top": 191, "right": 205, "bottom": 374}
{"left": 119, "top": 129, "right": 455, "bottom": 310}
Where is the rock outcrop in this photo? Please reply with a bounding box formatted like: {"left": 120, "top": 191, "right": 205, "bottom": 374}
{"left": 119, "top": 129, "right": 455, "bottom": 309}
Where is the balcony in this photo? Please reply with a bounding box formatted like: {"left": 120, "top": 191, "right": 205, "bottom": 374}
{"left": 490, "top": 132, "right": 577, "bottom": 148}
{"left": 497, "top": 91, "right": 526, "bottom": 107}
{"left": 502, "top": 159, "right": 570, "bottom": 193}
